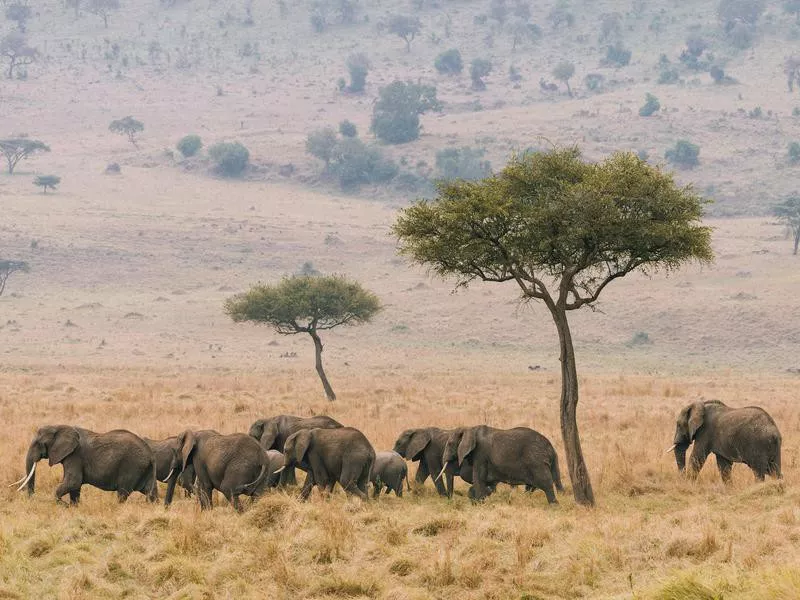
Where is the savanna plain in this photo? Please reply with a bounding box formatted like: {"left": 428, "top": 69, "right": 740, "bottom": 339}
{"left": 2, "top": 0, "right": 800, "bottom": 598}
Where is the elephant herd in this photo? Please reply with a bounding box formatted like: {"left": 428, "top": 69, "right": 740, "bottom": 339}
{"left": 10, "top": 400, "right": 783, "bottom": 510}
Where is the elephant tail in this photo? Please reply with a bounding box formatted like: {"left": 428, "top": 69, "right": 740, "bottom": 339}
{"left": 237, "top": 462, "right": 269, "bottom": 496}
{"left": 551, "top": 452, "right": 564, "bottom": 493}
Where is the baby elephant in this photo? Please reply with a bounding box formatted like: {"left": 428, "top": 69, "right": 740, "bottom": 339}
{"left": 370, "top": 451, "right": 410, "bottom": 498}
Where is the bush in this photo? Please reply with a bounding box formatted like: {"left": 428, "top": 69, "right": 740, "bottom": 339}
{"left": 470, "top": 58, "right": 492, "bottom": 90}
{"left": 665, "top": 140, "right": 700, "bottom": 169}
{"left": 788, "top": 142, "right": 800, "bottom": 164}
{"left": 658, "top": 68, "right": 679, "bottom": 84}
{"left": 584, "top": 73, "right": 605, "bottom": 91}
{"left": 306, "top": 128, "right": 338, "bottom": 167}
{"left": 339, "top": 120, "right": 357, "bottom": 138}
{"left": 176, "top": 135, "right": 202, "bottom": 157}
{"left": 329, "top": 137, "right": 398, "bottom": 189}
{"left": 605, "top": 42, "right": 631, "bottom": 67}
{"left": 371, "top": 81, "right": 441, "bottom": 145}
{"left": 639, "top": 93, "right": 661, "bottom": 117}
{"left": 710, "top": 65, "right": 725, "bottom": 83}
{"left": 434, "top": 48, "right": 463, "bottom": 75}
{"left": 208, "top": 142, "right": 250, "bottom": 176}
{"left": 726, "top": 21, "right": 754, "bottom": 48}
{"left": 718, "top": 0, "right": 765, "bottom": 29}
{"left": 345, "top": 53, "right": 370, "bottom": 93}
{"left": 435, "top": 147, "right": 491, "bottom": 181}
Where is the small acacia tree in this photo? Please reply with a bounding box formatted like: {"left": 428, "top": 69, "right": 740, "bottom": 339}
{"left": 1, "top": 32, "right": 36, "bottom": 79}
{"left": 0, "top": 259, "right": 29, "bottom": 297}
{"left": 88, "top": 0, "right": 120, "bottom": 28}
{"left": 34, "top": 175, "right": 61, "bottom": 193}
{"left": 394, "top": 147, "right": 713, "bottom": 506}
{"left": 773, "top": 195, "right": 800, "bottom": 255}
{"left": 371, "top": 80, "right": 441, "bottom": 144}
{"left": 0, "top": 138, "right": 49, "bottom": 174}
{"left": 225, "top": 275, "right": 382, "bottom": 401}
{"left": 388, "top": 15, "right": 421, "bottom": 52}
{"left": 109, "top": 116, "right": 144, "bottom": 147}
{"left": 552, "top": 61, "right": 575, "bottom": 96}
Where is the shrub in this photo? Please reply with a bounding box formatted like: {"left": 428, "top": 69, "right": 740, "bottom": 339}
{"left": 329, "top": 137, "right": 398, "bottom": 189}
{"left": 305, "top": 128, "right": 338, "bottom": 167}
{"left": 748, "top": 106, "right": 763, "bottom": 119}
{"left": 547, "top": 4, "right": 574, "bottom": 29}
{"left": 726, "top": 22, "right": 754, "bottom": 49}
{"left": 658, "top": 68, "right": 679, "bottom": 84}
{"left": 470, "top": 58, "right": 492, "bottom": 90}
{"left": 208, "top": 142, "right": 250, "bottom": 176}
{"left": 605, "top": 42, "right": 631, "bottom": 67}
{"left": 710, "top": 65, "right": 725, "bottom": 83}
{"left": 176, "top": 135, "right": 202, "bottom": 157}
{"left": 339, "top": 120, "right": 357, "bottom": 138}
{"left": 639, "top": 93, "right": 661, "bottom": 117}
{"left": 371, "top": 81, "right": 441, "bottom": 145}
{"left": 434, "top": 48, "right": 463, "bottom": 75}
{"left": 788, "top": 142, "right": 800, "bottom": 164}
{"left": 435, "top": 146, "right": 491, "bottom": 181}
{"left": 665, "top": 140, "right": 700, "bottom": 169}
{"left": 718, "top": 0, "right": 765, "bottom": 29}
{"left": 552, "top": 60, "right": 575, "bottom": 96}
{"left": 599, "top": 12, "right": 622, "bottom": 42}
{"left": 33, "top": 174, "right": 60, "bottom": 193}
{"left": 345, "top": 53, "right": 370, "bottom": 93}
{"left": 685, "top": 35, "right": 708, "bottom": 57}
{"left": 584, "top": 73, "right": 605, "bottom": 91}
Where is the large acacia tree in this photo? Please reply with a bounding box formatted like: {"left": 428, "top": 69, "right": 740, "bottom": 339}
{"left": 394, "top": 147, "right": 713, "bottom": 506}
{"left": 225, "top": 275, "right": 381, "bottom": 401}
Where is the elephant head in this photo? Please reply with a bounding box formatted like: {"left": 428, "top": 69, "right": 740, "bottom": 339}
{"left": 393, "top": 429, "right": 430, "bottom": 460}
{"left": 283, "top": 429, "right": 313, "bottom": 468}
{"left": 18, "top": 426, "right": 80, "bottom": 495}
{"left": 672, "top": 402, "right": 705, "bottom": 471}
{"left": 249, "top": 419, "right": 280, "bottom": 450}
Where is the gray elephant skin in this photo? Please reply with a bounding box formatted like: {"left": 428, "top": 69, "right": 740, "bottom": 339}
{"left": 371, "top": 451, "right": 410, "bottom": 497}
{"left": 671, "top": 400, "right": 782, "bottom": 481}
{"left": 248, "top": 414, "right": 343, "bottom": 485}
{"left": 283, "top": 427, "right": 375, "bottom": 500}
{"left": 442, "top": 426, "right": 563, "bottom": 503}
{"left": 177, "top": 430, "right": 272, "bottom": 512}
{"left": 20, "top": 425, "right": 157, "bottom": 505}
{"left": 144, "top": 436, "right": 197, "bottom": 507}
{"left": 393, "top": 427, "right": 459, "bottom": 496}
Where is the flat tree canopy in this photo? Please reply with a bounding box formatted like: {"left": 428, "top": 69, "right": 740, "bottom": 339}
{"left": 109, "top": 116, "right": 144, "bottom": 147}
{"left": 394, "top": 147, "right": 713, "bottom": 506}
{"left": 225, "top": 275, "right": 381, "bottom": 401}
{"left": 773, "top": 195, "right": 800, "bottom": 255}
{"left": 34, "top": 175, "right": 61, "bottom": 193}
{"left": 0, "top": 259, "right": 29, "bottom": 297}
{"left": 0, "top": 138, "right": 49, "bottom": 174}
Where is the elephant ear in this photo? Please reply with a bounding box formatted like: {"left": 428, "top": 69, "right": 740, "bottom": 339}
{"left": 687, "top": 402, "right": 705, "bottom": 440}
{"left": 405, "top": 430, "right": 431, "bottom": 461}
{"left": 457, "top": 428, "right": 478, "bottom": 466}
{"left": 180, "top": 430, "right": 197, "bottom": 472}
{"left": 49, "top": 427, "right": 79, "bottom": 466}
{"left": 292, "top": 430, "right": 313, "bottom": 464}
{"left": 260, "top": 421, "right": 280, "bottom": 450}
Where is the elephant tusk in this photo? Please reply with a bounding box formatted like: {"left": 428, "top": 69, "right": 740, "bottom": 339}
{"left": 664, "top": 444, "right": 676, "bottom": 454}
{"left": 434, "top": 463, "right": 448, "bottom": 483}
{"left": 16, "top": 464, "right": 36, "bottom": 492}
{"left": 8, "top": 474, "right": 28, "bottom": 487}
{"left": 162, "top": 468, "right": 175, "bottom": 483}
{"left": 272, "top": 466, "right": 285, "bottom": 474}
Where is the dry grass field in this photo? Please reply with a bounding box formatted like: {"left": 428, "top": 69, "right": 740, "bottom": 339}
{"left": 4, "top": 0, "right": 800, "bottom": 597}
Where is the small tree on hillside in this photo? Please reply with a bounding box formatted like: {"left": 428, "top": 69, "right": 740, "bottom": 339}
{"left": 1, "top": 32, "right": 36, "bottom": 79}
{"left": 470, "top": 58, "right": 492, "bottom": 90}
{"left": 552, "top": 61, "right": 575, "bottom": 96}
{"left": 208, "top": 142, "right": 250, "bottom": 177}
{"left": 177, "top": 134, "right": 202, "bottom": 157}
{"left": 6, "top": 4, "right": 32, "bottom": 32}
{"left": 345, "top": 53, "right": 370, "bottom": 93}
{"left": 0, "top": 259, "right": 29, "bottom": 297}
{"left": 225, "top": 275, "right": 382, "bottom": 401}
{"left": 435, "top": 48, "right": 463, "bottom": 75}
{"left": 109, "top": 116, "right": 144, "bottom": 147}
{"left": 371, "top": 80, "right": 441, "bottom": 144}
{"left": 34, "top": 175, "right": 61, "bottom": 193}
{"left": 773, "top": 195, "right": 800, "bottom": 255}
{"left": 388, "top": 14, "right": 421, "bottom": 52}
{"left": 718, "top": 0, "right": 765, "bottom": 28}
{"left": 665, "top": 139, "right": 700, "bottom": 169}
{"left": 0, "top": 138, "right": 49, "bottom": 174}
{"left": 305, "top": 127, "right": 338, "bottom": 168}
{"left": 394, "top": 147, "right": 713, "bottom": 506}
{"left": 87, "top": 0, "right": 120, "bottom": 28}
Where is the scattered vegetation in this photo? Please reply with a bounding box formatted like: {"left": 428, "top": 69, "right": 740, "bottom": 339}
{"left": 329, "top": 137, "right": 398, "bottom": 190}
{"left": 176, "top": 135, "right": 202, "bottom": 157}
{"left": 33, "top": 175, "right": 61, "bottom": 193}
{"left": 773, "top": 195, "right": 800, "bottom": 254}
{"left": 109, "top": 116, "right": 144, "bottom": 147}
{"left": 639, "top": 93, "right": 661, "bottom": 117}
{"left": 665, "top": 140, "right": 701, "bottom": 169}
{"left": 788, "top": 141, "right": 800, "bottom": 165}
{"left": 371, "top": 81, "right": 441, "bottom": 145}
{"left": 434, "top": 48, "right": 463, "bottom": 75}
{"left": 0, "top": 138, "right": 49, "bottom": 174}
{"left": 605, "top": 42, "right": 631, "bottom": 67}
{"left": 470, "top": 58, "right": 492, "bottom": 90}
{"left": 435, "top": 147, "right": 491, "bottom": 181}
{"left": 208, "top": 142, "right": 250, "bottom": 177}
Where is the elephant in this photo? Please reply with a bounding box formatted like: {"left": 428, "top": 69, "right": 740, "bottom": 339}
{"left": 393, "top": 427, "right": 458, "bottom": 497}
{"left": 248, "top": 414, "right": 343, "bottom": 485}
{"left": 370, "top": 451, "right": 410, "bottom": 498}
{"left": 177, "top": 430, "right": 272, "bottom": 512}
{"left": 15, "top": 425, "right": 157, "bottom": 505}
{"left": 668, "top": 400, "right": 782, "bottom": 482}
{"left": 441, "top": 426, "right": 563, "bottom": 503}
{"left": 283, "top": 427, "right": 375, "bottom": 501}
{"left": 144, "top": 436, "right": 197, "bottom": 507}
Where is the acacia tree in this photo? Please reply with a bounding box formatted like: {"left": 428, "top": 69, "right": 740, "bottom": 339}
{"left": 388, "top": 15, "right": 421, "bottom": 52}
{"left": 109, "top": 116, "right": 144, "bottom": 147}
{"left": 0, "top": 260, "right": 29, "bottom": 297}
{"left": 225, "top": 275, "right": 382, "bottom": 401}
{"left": 552, "top": 61, "right": 575, "bottom": 96}
{"left": 0, "top": 138, "right": 49, "bottom": 174}
{"left": 1, "top": 32, "right": 36, "bottom": 79}
{"left": 394, "top": 147, "right": 713, "bottom": 506}
{"left": 87, "top": 0, "right": 120, "bottom": 28}
{"left": 773, "top": 195, "right": 800, "bottom": 255}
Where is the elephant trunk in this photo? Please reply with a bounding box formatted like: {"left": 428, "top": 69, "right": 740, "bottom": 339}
{"left": 24, "top": 445, "right": 40, "bottom": 496}
{"left": 674, "top": 443, "right": 690, "bottom": 473}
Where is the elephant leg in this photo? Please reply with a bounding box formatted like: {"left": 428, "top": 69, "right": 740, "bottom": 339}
{"left": 55, "top": 473, "right": 81, "bottom": 506}
{"left": 372, "top": 483, "right": 381, "bottom": 499}
{"left": 472, "top": 462, "right": 490, "bottom": 501}
{"left": 715, "top": 454, "right": 733, "bottom": 483}
{"left": 430, "top": 461, "right": 447, "bottom": 496}
{"left": 198, "top": 484, "right": 213, "bottom": 509}
{"left": 299, "top": 471, "right": 315, "bottom": 501}
{"left": 395, "top": 478, "right": 403, "bottom": 498}
{"left": 340, "top": 463, "right": 368, "bottom": 500}
{"left": 69, "top": 489, "right": 81, "bottom": 505}
{"left": 279, "top": 466, "right": 298, "bottom": 487}
{"left": 688, "top": 445, "right": 709, "bottom": 479}
{"left": 117, "top": 489, "right": 130, "bottom": 503}
{"left": 414, "top": 461, "right": 429, "bottom": 485}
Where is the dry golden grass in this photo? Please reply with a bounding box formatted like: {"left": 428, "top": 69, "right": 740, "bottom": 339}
{"left": 1, "top": 367, "right": 798, "bottom": 599}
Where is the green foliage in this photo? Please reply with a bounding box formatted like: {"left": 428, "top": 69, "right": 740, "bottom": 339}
{"left": 176, "top": 135, "right": 202, "bottom": 157}
{"left": 208, "top": 142, "right": 250, "bottom": 177}
{"left": 773, "top": 195, "right": 800, "bottom": 254}
{"left": 665, "top": 140, "right": 700, "bottom": 169}
{"left": 435, "top": 147, "right": 491, "bottom": 181}
{"left": 434, "top": 49, "right": 463, "bottom": 75}
{"left": 0, "top": 137, "right": 49, "bottom": 174}
{"left": 710, "top": 65, "right": 725, "bottom": 83}
{"left": 605, "top": 42, "right": 631, "bottom": 67}
{"left": 718, "top": 0, "right": 765, "bottom": 28}
{"left": 788, "top": 141, "right": 800, "bottom": 164}
{"left": 305, "top": 128, "right": 338, "bottom": 167}
{"left": 388, "top": 14, "right": 422, "bottom": 52}
{"left": 0, "top": 258, "right": 29, "bottom": 297}
{"left": 639, "top": 93, "right": 661, "bottom": 117}
{"left": 552, "top": 60, "right": 575, "bottom": 95}
{"left": 33, "top": 174, "right": 60, "bottom": 193}
{"left": 329, "top": 137, "right": 398, "bottom": 189}
{"left": 584, "top": 73, "right": 605, "bottom": 91}
{"left": 6, "top": 4, "right": 32, "bottom": 31}
{"left": 470, "top": 58, "right": 492, "bottom": 90}
{"left": 339, "top": 120, "right": 357, "bottom": 138}
{"left": 547, "top": 3, "right": 575, "bottom": 29}
{"left": 371, "top": 81, "right": 441, "bottom": 145}
{"left": 658, "top": 68, "right": 680, "bottom": 84}
{"left": 225, "top": 275, "right": 382, "bottom": 334}
{"left": 345, "top": 53, "right": 370, "bottom": 93}
{"left": 109, "top": 116, "right": 144, "bottom": 146}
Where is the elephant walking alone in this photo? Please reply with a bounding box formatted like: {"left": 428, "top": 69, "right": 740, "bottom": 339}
{"left": 16, "top": 425, "right": 157, "bottom": 505}
{"left": 669, "top": 400, "right": 782, "bottom": 481}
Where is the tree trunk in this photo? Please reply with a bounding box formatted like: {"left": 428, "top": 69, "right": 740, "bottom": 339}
{"left": 794, "top": 228, "right": 799, "bottom": 255}
{"left": 551, "top": 307, "right": 595, "bottom": 506}
{"left": 565, "top": 80, "right": 572, "bottom": 97}
{"left": 309, "top": 330, "right": 336, "bottom": 401}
